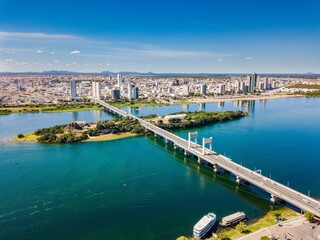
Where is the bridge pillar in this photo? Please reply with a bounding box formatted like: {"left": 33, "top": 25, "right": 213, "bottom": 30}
{"left": 165, "top": 139, "right": 168, "bottom": 144}
{"left": 184, "top": 149, "right": 188, "bottom": 156}
{"left": 202, "top": 137, "right": 213, "bottom": 155}
{"left": 173, "top": 144, "right": 177, "bottom": 150}
{"left": 236, "top": 176, "right": 241, "bottom": 185}
{"left": 270, "top": 194, "right": 277, "bottom": 204}
{"left": 154, "top": 133, "right": 157, "bottom": 137}
{"left": 213, "top": 164, "right": 220, "bottom": 173}
{"left": 198, "top": 156, "right": 202, "bottom": 164}
{"left": 188, "top": 131, "right": 198, "bottom": 148}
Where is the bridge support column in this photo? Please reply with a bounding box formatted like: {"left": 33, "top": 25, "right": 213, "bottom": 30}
{"left": 184, "top": 149, "right": 188, "bottom": 156}
{"left": 236, "top": 176, "right": 241, "bottom": 185}
{"left": 198, "top": 156, "right": 202, "bottom": 164}
{"left": 165, "top": 139, "right": 168, "bottom": 144}
{"left": 154, "top": 133, "right": 157, "bottom": 137}
{"left": 270, "top": 194, "right": 277, "bottom": 204}
{"left": 213, "top": 164, "right": 220, "bottom": 173}
{"left": 173, "top": 144, "right": 177, "bottom": 150}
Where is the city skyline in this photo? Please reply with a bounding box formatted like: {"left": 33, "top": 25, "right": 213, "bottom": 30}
{"left": 0, "top": 0, "right": 319, "bottom": 73}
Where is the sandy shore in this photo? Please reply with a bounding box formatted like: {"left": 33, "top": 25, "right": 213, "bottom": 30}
{"left": 189, "top": 94, "right": 304, "bottom": 104}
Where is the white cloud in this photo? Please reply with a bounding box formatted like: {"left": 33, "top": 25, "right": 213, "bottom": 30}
{"left": 5, "top": 59, "right": 15, "bottom": 62}
{"left": 245, "top": 56, "right": 254, "bottom": 60}
{"left": 0, "top": 31, "right": 81, "bottom": 40}
{"left": 54, "top": 60, "right": 60, "bottom": 63}
{"left": 217, "top": 58, "right": 224, "bottom": 62}
{"left": 36, "top": 50, "right": 44, "bottom": 54}
{"left": 70, "top": 50, "right": 80, "bottom": 55}
{"left": 51, "top": 51, "right": 55, "bottom": 55}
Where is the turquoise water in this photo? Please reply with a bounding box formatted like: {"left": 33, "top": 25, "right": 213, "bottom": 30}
{"left": 0, "top": 97, "right": 319, "bottom": 239}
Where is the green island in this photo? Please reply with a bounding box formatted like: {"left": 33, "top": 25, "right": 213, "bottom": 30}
{"left": 177, "top": 206, "right": 299, "bottom": 240}
{"left": 0, "top": 101, "right": 102, "bottom": 114}
{"left": 14, "top": 110, "right": 248, "bottom": 143}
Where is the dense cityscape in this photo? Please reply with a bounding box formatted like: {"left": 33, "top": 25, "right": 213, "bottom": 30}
{"left": 1, "top": 0, "right": 320, "bottom": 240}
{"left": 1, "top": 73, "right": 319, "bottom": 104}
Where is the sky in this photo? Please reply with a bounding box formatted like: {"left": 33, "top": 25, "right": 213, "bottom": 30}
{"left": 0, "top": 0, "right": 319, "bottom": 73}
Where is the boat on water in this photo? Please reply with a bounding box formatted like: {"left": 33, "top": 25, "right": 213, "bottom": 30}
{"left": 220, "top": 211, "right": 246, "bottom": 227}
{"left": 193, "top": 212, "right": 216, "bottom": 238}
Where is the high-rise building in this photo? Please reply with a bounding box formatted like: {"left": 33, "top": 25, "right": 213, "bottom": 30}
{"left": 117, "top": 74, "right": 121, "bottom": 87}
{"left": 92, "top": 81, "right": 101, "bottom": 99}
{"left": 70, "top": 80, "right": 77, "bottom": 99}
{"left": 132, "top": 86, "right": 139, "bottom": 99}
{"left": 128, "top": 85, "right": 139, "bottom": 100}
{"left": 183, "top": 85, "right": 189, "bottom": 96}
{"left": 200, "top": 84, "right": 207, "bottom": 95}
{"left": 217, "top": 84, "right": 226, "bottom": 95}
{"left": 250, "top": 72, "right": 257, "bottom": 93}
{"left": 240, "top": 81, "right": 247, "bottom": 93}
{"left": 128, "top": 85, "right": 134, "bottom": 100}
{"left": 111, "top": 89, "right": 121, "bottom": 99}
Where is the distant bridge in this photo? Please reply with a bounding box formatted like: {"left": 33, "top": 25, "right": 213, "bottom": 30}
{"left": 96, "top": 99, "right": 320, "bottom": 217}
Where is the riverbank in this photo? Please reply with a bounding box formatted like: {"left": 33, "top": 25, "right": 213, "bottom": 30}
{"left": 189, "top": 94, "right": 304, "bottom": 104}
{"left": 0, "top": 102, "right": 102, "bottom": 114}
{"left": 177, "top": 206, "right": 299, "bottom": 240}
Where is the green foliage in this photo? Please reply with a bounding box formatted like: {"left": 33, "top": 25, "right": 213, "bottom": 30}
{"left": 304, "top": 211, "right": 315, "bottom": 222}
{"left": 157, "top": 111, "right": 248, "bottom": 130}
{"left": 235, "top": 221, "right": 247, "bottom": 233}
{"left": 260, "top": 236, "right": 271, "bottom": 240}
{"left": 17, "top": 133, "right": 24, "bottom": 138}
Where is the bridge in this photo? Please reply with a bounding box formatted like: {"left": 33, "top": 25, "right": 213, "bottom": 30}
{"left": 96, "top": 99, "right": 320, "bottom": 218}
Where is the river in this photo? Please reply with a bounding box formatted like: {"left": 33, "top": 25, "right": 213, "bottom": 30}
{"left": 0, "top": 97, "right": 319, "bottom": 239}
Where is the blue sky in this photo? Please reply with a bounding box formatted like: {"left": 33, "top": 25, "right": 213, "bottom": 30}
{"left": 0, "top": 0, "right": 319, "bottom": 73}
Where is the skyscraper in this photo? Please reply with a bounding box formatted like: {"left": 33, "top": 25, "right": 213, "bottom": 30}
{"left": 117, "top": 74, "right": 121, "bottom": 87}
{"left": 70, "top": 80, "right": 77, "bottom": 99}
{"left": 92, "top": 81, "right": 101, "bottom": 99}
{"left": 200, "top": 84, "right": 207, "bottom": 95}
{"left": 251, "top": 72, "right": 257, "bottom": 93}
{"left": 128, "top": 85, "right": 134, "bottom": 100}
{"left": 111, "top": 89, "right": 121, "bottom": 99}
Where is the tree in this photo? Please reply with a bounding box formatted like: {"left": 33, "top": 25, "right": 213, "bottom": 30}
{"left": 304, "top": 211, "right": 315, "bottom": 222}
{"left": 236, "top": 221, "right": 247, "bottom": 233}
{"left": 260, "top": 237, "right": 271, "bottom": 240}
{"left": 17, "top": 133, "right": 24, "bottom": 138}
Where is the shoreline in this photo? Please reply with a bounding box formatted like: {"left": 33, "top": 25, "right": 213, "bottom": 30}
{"left": 189, "top": 94, "right": 304, "bottom": 104}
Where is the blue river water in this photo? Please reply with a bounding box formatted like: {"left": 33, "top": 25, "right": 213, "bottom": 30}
{"left": 0, "top": 97, "right": 319, "bottom": 239}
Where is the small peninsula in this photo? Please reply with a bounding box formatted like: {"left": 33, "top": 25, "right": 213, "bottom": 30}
{"left": 15, "top": 110, "right": 248, "bottom": 144}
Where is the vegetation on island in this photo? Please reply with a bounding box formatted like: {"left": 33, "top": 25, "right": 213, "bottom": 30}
{"left": 154, "top": 111, "right": 248, "bottom": 130}
{"left": 15, "top": 117, "right": 145, "bottom": 144}
{"left": 0, "top": 100, "right": 102, "bottom": 114}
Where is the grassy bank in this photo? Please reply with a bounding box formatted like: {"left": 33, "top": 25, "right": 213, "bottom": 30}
{"left": 83, "top": 132, "right": 137, "bottom": 142}
{"left": 0, "top": 102, "right": 102, "bottom": 114}
{"left": 14, "top": 132, "right": 39, "bottom": 142}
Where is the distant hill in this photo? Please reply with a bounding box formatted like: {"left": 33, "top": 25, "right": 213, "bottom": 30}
{"left": 0, "top": 70, "right": 319, "bottom": 78}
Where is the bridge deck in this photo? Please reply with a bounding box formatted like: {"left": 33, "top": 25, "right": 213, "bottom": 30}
{"left": 96, "top": 100, "right": 320, "bottom": 217}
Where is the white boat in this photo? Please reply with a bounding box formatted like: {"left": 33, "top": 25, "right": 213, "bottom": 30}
{"left": 220, "top": 211, "right": 246, "bottom": 227}
{"left": 193, "top": 212, "right": 216, "bottom": 238}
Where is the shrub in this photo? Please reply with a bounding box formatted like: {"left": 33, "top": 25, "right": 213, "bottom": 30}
{"left": 17, "top": 133, "right": 24, "bottom": 138}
